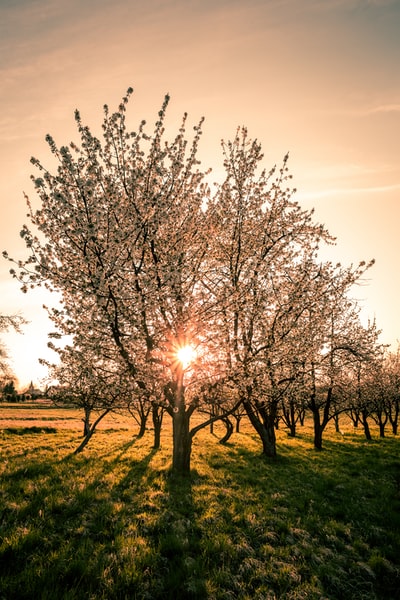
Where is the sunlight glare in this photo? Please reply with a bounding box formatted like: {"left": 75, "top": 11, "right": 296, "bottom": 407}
{"left": 176, "top": 345, "right": 196, "bottom": 369}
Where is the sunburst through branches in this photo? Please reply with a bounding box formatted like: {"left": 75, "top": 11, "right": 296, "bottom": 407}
{"left": 176, "top": 344, "right": 196, "bottom": 369}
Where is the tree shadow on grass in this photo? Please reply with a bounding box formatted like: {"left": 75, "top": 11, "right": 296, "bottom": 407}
{"left": 1, "top": 438, "right": 208, "bottom": 599}
{"left": 0, "top": 447, "right": 165, "bottom": 599}
{"left": 151, "top": 471, "right": 207, "bottom": 599}
{"left": 200, "top": 437, "right": 400, "bottom": 599}
{"left": 108, "top": 454, "right": 207, "bottom": 599}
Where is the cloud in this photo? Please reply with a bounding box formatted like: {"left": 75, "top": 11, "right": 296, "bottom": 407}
{"left": 296, "top": 182, "right": 400, "bottom": 201}
{"left": 362, "top": 104, "right": 400, "bottom": 115}
{"left": 313, "top": 101, "right": 400, "bottom": 119}
{"left": 306, "top": 0, "right": 398, "bottom": 9}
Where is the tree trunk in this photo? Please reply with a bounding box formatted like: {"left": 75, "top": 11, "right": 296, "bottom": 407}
{"left": 152, "top": 403, "right": 163, "bottom": 449}
{"left": 74, "top": 430, "right": 95, "bottom": 454}
{"left": 334, "top": 414, "right": 340, "bottom": 433}
{"left": 243, "top": 399, "right": 277, "bottom": 458}
{"left": 219, "top": 417, "right": 233, "bottom": 444}
{"left": 74, "top": 408, "right": 111, "bottom": 454}
{"left": 349, "top": 409, "right": 360, "bottom": 428}
{"left": 375, "top": 409, "right": 387, "bottom": 438}
{"left": 137, "top": 414, "right": 147, "bottom": 438}
{"left": 314, "top": 424, "right": 323, "bottom": 450}
{"left": 361, "top": 410, "right": 372, "bottom": 440}
{"left": 234, "top": 414, "right": 241, "bottom": 433}
{"left": 312, "top": 409, "right": 324, "bottom": 450}
{"left": 262, "top": 414, "right": 277, "bottom": 457}
{"left": 172, "top": 408, "right": 192, "bottom": 473}
{"left": 282, "top": 401, "right": 297, "bottom": 437}
{"left": 171, "top": 368, "right": 193, "bottom": 474}
{"left": 82, "top": 407, "right": 91, "bottom": 437}
{"left": 209, "top": 404, "right": 216, "bottom": 434}
{"left": 389, "top": 399, "right": 399, "bottom": 435}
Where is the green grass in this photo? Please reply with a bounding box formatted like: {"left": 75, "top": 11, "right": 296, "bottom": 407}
{"left": 0, "top": 406, "right": 399, "bottom": 599}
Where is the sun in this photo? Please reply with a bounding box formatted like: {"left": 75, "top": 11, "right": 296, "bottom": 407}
{"left": 176, "top": 344, "right": 196, "bottom": 369}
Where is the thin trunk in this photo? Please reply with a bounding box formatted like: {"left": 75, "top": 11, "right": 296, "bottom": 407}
{"left": 334, "top": 414, "right": 340, "bottom": 433}
{"left": 361, "top": 409, "right": 372, "bottom": 440}
{"left": 137, "top": 415, "right": 147, "bottom": 438}
{"left": 74, "top": 409, "right": 111, "bottom": 454}
{"left": 375, "top": 408, "right": 388, "bottom": 438}
{"left": 349, "top": 409, "right": 360, "bottom": 428}
{"left": 74, "top": 429, "right": 96, "bottom": 454}
{"left": 234, "top": 414, "right": 241, "bottom": 433}
{"left": 290, "top": 402, "right": 298, "bottom": 437}
{"left": 310, "top": 394, "right": 324, "bottom": 450}
{"left": 82, "top": 406, "right": 91, "bottom": 437}
{"left": 309, "top": 373, "right": 324, "bottom": 450}
{"left": 391, "top": 399, "right": 399, "bottom": 435}
{"left": 219, "top": 417, "right": 233, "bottom": 444}
{"left": 210, "top": 404, "right": 217, "bottom": 434}
{"left": 152, "top": 402, "right": 163, "bottom": 449}
{"left": 282, "top": 401, "right": 297, "bottom": 437}
{"left": 388, "top": 398, "right": 399, "bottom": 435}
{"left": 128, "top": 401, "right": 151, "bottom": 439}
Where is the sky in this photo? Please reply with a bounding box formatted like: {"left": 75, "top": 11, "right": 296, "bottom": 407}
{"left": 0, "top": 0, "right": 399, "bottom": 388}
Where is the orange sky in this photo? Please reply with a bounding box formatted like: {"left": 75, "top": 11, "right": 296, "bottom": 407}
{"left": 1, "top": 0, "right": 399, "bottom": 387}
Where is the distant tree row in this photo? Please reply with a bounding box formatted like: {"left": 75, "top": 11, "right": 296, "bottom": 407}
{"left": 4, "top": 89, "right": 392, "bottom": 472}
{"left": 0, "top": 314, "right": 26, "bottom": 400}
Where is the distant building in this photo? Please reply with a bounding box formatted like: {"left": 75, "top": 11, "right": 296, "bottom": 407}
{"left": 21, "top": 381, "right": 44, "bottom": 400}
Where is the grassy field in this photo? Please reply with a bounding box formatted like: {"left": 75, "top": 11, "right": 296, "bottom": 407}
{"left": 0, "top": 403, "right": 399, "bottom": 599}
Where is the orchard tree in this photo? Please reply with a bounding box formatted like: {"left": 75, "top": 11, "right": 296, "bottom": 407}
{"left": 126, "top": 389, "right": 152, "bottom": 439}
{"left": 0, "top": 314, "right": 25, "bottom": 385}
{"left": 205, "top": 130, "right": 334, "bottom": 457}
{"left": 382, "top": 347, "right": 400, "bottom": 435}
{"left": 2, "top": 380, "right": 18, "bottom": 402}
{"left": 4, "top": 89, "right": 234, "bottom": 473}
{"left": 280, "top": 368, "right": 308, "bottom": 437}
{"left": 363, "top": 351, "right": 393, "bottom": 438}
{"left": 299, "top": 264, "right": 380, "bottom": 449}
{"left": 348, "top": 358, "right": 375, "bottom": 440}
{"left": 45, "top": 340, "right": 132, "bottom": 453}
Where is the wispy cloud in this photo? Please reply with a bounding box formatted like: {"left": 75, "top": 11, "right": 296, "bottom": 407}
{"left": 296, "top": 182, "right": 400, "bottom": 201}
{"left": 306, "top": 0, "right": 398, "bottom": 9}
{"left": 361, "top": 104, "right": 400, "bottom": 115}
{"left": 313, "top": 101, "right": 400, "bottom": 119}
